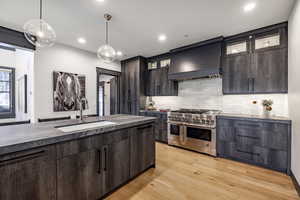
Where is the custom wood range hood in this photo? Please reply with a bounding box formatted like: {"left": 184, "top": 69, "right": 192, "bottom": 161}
{"left": 168, "top": 37, "right": 223, "bottom": 80}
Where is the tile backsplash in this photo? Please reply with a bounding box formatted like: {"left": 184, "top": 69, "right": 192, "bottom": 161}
{"left": 148, "top": 78, "right": 289, "bottom": 117}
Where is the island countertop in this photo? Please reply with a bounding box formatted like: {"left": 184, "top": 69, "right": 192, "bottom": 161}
{"left": 0, "top": 114, "right": 156, "bottom": 156}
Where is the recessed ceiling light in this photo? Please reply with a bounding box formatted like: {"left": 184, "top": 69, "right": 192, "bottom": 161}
{"left": 158, "top": 34, "right": 167, "bottom": 42}
{"left": 77, "top": 37, "right": 86, "bottom": 44}
{"left": 96, "top": 0, "right": 105, "bottom": 2}
{"left": 244, "top": 2, "right": 256, "bottom": 12}
{"left": 116, "top": 51, "right": 123, "bottom": 56}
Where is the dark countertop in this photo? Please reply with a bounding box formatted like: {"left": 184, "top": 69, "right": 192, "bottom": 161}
{"left": 139, "top": 110, "right": 169, "bottom": 114}
{"left": 0, "top": 114, "right": 156, "bottom": 156}
{"left": 217, "top": 113, "right": 291, "bottom": 124}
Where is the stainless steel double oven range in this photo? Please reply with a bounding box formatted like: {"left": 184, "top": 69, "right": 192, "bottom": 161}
{"left": 168, "top": 109, "right": 221, "bottom": 156}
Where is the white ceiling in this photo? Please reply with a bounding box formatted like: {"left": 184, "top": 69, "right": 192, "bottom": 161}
{"left": 0, "top": 0, "right": 295, "bottom": 59}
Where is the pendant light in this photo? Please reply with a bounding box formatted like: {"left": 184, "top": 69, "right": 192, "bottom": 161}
{"left": 97, "top": 14, "right": 116, "bottom": 62}
{"left": 23, "top": 0, "right": 56, "bottom": 47}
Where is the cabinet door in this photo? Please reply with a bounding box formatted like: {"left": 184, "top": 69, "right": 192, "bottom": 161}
{"left": 121, "top": 64, "right": 130, "bottom": 114}
{"left": 57, "top": 150, "right": 102, "bottom": 200}
{"left": 0, "top": 146, "right": 56, "bottom": 200}
{"left": 150, "top": 70, "right": 159, "bottom": 96}
{"left": 160, "top": 117, "right": 168, "bottom": 143}
{"left": 253, "top": 48, "right": 288, "bottom": 93}
{"left": 102, "top": 130, "right": 130, "bottom": 194}
{"left": 160, "top": 67, "right": 170, "bottom": 96}
{"left": 223, "top": 54, "right": 252, "bottom": 94}
{"left": 146, "top": 66, "right": 178, "bottom": 96}
{"left": 160, "top": 66, "right": 178, "bottom": 96}
{"left": 130, "top": 124, "right": 155, "bottom": 178}
{"left": 146, "top": 70, "right": 154, "bottom": 96}
{"left": 57, "top": 136, "right": 103, "bottom": 200}
{"left": 121, "top": 59, "right": 140, "bottom": 115}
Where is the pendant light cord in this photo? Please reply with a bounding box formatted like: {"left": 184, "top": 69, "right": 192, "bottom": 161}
{"left": 40, "top": 0, "right": 43, "bottom": 20}
{"left": 105, "top": 21, "right": 108, "bottom": 44}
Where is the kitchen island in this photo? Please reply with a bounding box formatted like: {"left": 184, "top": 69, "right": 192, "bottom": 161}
{"left": 0, "top": 114, "right": 156, "bottom": 200}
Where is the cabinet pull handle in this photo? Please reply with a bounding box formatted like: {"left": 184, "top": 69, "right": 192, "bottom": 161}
{"left": 237, "top": 134, "right": 260, "bottom": 140}
{"left": 104, "top": 147, "right": 107, "bottom": 172}
{"left": 236, "top": 123, "right": 261, "bottom": 128}
{"left": 157, "top": 85, "right": 161, "bottom": 95}
{"left": 137, "top": 124, "right": 153, "bottom": 130}
{"left": 0, "top": 150, "right": 46, "bottom": 166}
{"left": 97, "top": 149, "right": 101, "bottom": 174}
{"left": 237, "top": 149, "right": 260, "bottom": 156}
{"left": 248, "top": 78, "right": 251, "bottom": 91}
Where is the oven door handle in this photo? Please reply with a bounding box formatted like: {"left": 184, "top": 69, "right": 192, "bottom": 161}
{"left": 180, "top": 126, "right": 187, "bottom": 144}
{"left": 179, "top": 126, "right": 184, "bottom": 144}
{"left": 184, "top": 126, "right": 187, "bottom": 144}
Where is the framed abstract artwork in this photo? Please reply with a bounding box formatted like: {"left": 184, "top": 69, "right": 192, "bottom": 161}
{"left": 53, "top": 71, "right": 86, "bottom": 112}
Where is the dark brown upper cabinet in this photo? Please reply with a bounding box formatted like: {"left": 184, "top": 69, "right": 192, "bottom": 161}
{"left": 146, "top": 54, "right": 178, "bottom": 96}
{"left": 222, "top": 22, "right": 288, "bottom": 94}
{"left": 120, "top": 56, "right": 147, "bottom": 115}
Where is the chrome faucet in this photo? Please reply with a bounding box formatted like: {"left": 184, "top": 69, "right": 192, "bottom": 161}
{"left": 79, "top": 97, "right": 89, "bottom": 121}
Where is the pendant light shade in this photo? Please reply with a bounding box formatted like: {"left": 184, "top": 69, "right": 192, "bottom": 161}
{"left": 23, "top": 0, "right": 56, "bottom": 47}
{"left": 97, "top": 44, "right": 116, "bottom": 62}
{"left": 97, "top": 14, "right": 116, "bottom": 62}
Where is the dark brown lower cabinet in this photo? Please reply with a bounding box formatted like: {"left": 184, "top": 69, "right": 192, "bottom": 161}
{"left": 57, "top": 151, "right": 103, "bottom": 200}
{"left": 0, "top": 123, "right": 155, "bottom": 200}
{"left": 130, "top": 124, "right": 155, "bottom": 178}
{"left": 217, "top": 116, "right": 291, "bottom": 174}
{"left": 0, "top": 146, "right": 57, "bottom": 200}
{"left": 56, "top": 135, "right": 103, "bottom": 200}
{"left": 102, "top": 130, "right": 131, "bottom": 195}
{"left": 140, "top": 111, "right": 168, "bottom": 143}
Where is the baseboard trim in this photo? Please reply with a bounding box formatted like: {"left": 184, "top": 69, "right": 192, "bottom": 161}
{"left": 291, "top": 170, "right": 300, "bottom": 197}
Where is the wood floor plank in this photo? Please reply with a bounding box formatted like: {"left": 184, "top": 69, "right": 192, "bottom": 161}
{"left": 105, "top": 143, "right": 300, "bottom": 200}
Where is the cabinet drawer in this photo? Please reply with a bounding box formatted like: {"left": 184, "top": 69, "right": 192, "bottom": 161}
{"left": 103, "top": 129, "right": 130, "bottom": 145}
{"left": 233, "top": 145, "right": 268, "bottom": 165}
{"left": 218, "top": 141, "right": 288, "bottom": 173}
{"left": 263, "top": 122, "right": 289, "bottom": 134}
{"left": 220, "top": 142, "right": 268, "bottom": 165}
{"left": 136, "top": 124, "right": 154, "bottom": 134}
{"left": 57, "top": 135, "right": 102, "bottom": 159}
{"left": 261, "top": 130, "right": 288, "bottom": 151}
{"left": 217, "top": 126, "right": 235, "bottom": 142}
{"left": 0, "top": 145, "right": 56, "bottom": 164}
{"left": 234, "top": 120, "right": 263, "bottom": 128}
{"left": 217, "top": 119, "right": 233, "bottom": 127}
{"left": 234, "top": 127, "right": 262, "bottom": 147}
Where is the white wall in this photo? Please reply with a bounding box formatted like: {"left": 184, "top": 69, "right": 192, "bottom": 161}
{"left": 150, "top": 78, "right": 289, "bottom": 117}
{"left": 33, "top": 43, "right": 120, "bottom": 122}
{"left": 104, "top": 82, "right": 111, "bottom": 116}
{"left": 288, "top": 0, "right": 300, "bottom": 184}
{"left": 0, "top": 47, "right": 34, "bottom": 122}
{"left": 15, "top": 49, "right": 34, "bottom": 122}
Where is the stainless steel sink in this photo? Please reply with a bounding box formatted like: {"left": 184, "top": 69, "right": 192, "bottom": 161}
{"left": 56, "top": 121, "right": 116, "bottom": 133}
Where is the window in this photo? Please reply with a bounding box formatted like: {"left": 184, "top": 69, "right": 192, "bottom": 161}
{"left": 255, "top": 34, "right": 280, "bottom": 50}
{"left": 148, "top": 61, "right": 157, "bottom": 70}
{"left": 0, "top": 67, "right": 15, "bottom": 118}
{"left": 160, "top": 59, "right": 171, "bottom": 68}
{"left": 226, "top": 42, "right": 247, "bottom": 55}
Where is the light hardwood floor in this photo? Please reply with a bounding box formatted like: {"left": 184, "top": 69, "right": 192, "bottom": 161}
{"left": 105, "top": 143, "right": 299, "bottom": 200}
